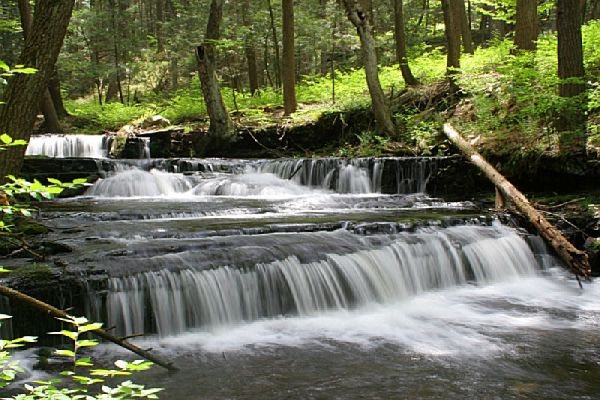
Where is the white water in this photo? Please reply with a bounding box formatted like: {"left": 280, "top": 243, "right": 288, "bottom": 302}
{"left": 106, "top": 224, "right": 543, "bottom": 337}
{"left": 253, "top": 157, "right": 436, "bottom": 193}
{"left": 26, "top": 134, "right": 109, "bottom": 158}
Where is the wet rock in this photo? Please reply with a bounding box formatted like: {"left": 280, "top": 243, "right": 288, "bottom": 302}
{"left": 37, "top": 241, "right": 73, "bottom": 255}
{"left": 141, "top": 115, "right": 171, "bottom": 129}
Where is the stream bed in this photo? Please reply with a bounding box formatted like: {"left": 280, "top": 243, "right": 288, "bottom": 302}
{"left": 3, "top": 143, "right": 600, "bottom": 399}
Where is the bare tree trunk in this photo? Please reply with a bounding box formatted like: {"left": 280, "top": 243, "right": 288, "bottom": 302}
{"left": 47, "top": 71, "right": 69, "bottom": 118}
{"left": 17, "top": 0, "right": 62, "bottom": 133}
{"left": 108, "top": 0, "right": 124, "bottom": 104}
{"left": 242, "top": 0, "right": 259, "bottom": 95}
{"left": 267, "top": 0, "right": 282, "bottom": 88}
{"left": 458, "top": 0, "right": 474, "bottom": 54}
{"left": 557, "top": 0, "right": 586, "bottom": 153}
{"left": 0, "top": 0, "right": 74, "bottom": 180}
{"left": 196, "top": 0, "right": 234, "bottom": 140}
{"left": 339, "top": 0, "right": 396, "bottom": 137}
{"left": 393, "top": 0, "right": 418, "bottom": 86}
{"left": 514, "top": 0, "right": 539, "bottom": 51}
{"left": 441, "top": 0, "right": 461, "bottom": 90}
{"left": 443, "top": 123, "right": 590, "bottom": 280}
{"left": 282, "top": 0, "right": 297, "bottom": 114}
{"left": 558, "top": 0, "right": 585, "bottom": 98}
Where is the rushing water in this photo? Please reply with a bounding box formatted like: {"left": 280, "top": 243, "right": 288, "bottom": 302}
{"left": 4, "top": 155, "right": 600, "bottom": 399}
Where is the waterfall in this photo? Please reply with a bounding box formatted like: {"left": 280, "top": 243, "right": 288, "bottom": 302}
{"left": 26, "top": 134, "right": 110, "bottom": 158}
{"left": 253, "top": 157, "right": 439, "bottom": 194}
{"left": 85, "top": 167, "right": 200, "bottom": 197}
{"left": 105, "top": 224, "right": 540, "bottom": 337}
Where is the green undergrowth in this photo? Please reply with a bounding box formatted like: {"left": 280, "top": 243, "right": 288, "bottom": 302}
{"left": 65, "top": 21, "right": 600, "bottom": 160}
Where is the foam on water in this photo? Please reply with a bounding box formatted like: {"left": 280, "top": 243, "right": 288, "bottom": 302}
{"left": 102, "top": 272, "right": 599, "bottom": 360}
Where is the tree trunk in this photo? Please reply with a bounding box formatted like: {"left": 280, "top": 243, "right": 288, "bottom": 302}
{"left": 340, "top": 0, "right": 396, "bottom": 137}
{"left": 514, "top": 0, "right": 539, "bottom": 51}
{"left": 0, "top": 0, "right": 74, "bottom": 181}
{"left": 557, "top": 0, "right": 585, "bottom": 98}
{"left": 443, "top": 124, "right": 590, "bottom": 280}
{"left": 590, "top": 0, "right": 600, "bottom": 20}
{"left": 242, "top": 0, "right": 259, "bottom": 95}
{"left": 17, "top": 0, "right": 63, "bottom": 133}
{"left": 267, "top": 0, "right": 282, "bottom": 88}
{"left": 557, "top": 0, "right": 586, "bottom": 153}
{"left": 457, "top": 0, "right": 474, "bottom": 54}
{"left": 441, "top": 0, "right": 461, "bottom": 89}
{"left": 196, "top": 0, "right": 234, "bottom": 140}
{"left": 47, "top": 71, "right": 69, "bottom": 119}
{"left": 282, "top": 0, "right": 297, "bottom": 115}
{"left": 393, "top": 0, "right": 418, "bottom": 86}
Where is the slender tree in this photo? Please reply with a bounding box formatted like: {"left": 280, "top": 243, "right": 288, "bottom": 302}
{"left": 339, "top": 0, "right": 396, "bottom": 137}
{"left": 441, "top": 0, "right": 461, "bottom": 90}
{"left": 242, "top": 0, "right": 259, "bottom": 95}
{"left": 282, "top": 0, "right": 297, "bottom": 115}
{"left": 393, "top": 0, "right": 418, "bottom": 86}
{"left": 458, "top": 0, "right": 474, "bottom": 54}
{"left": 514, "top": 0, "right": 539, "bottom": 51}
{"left": 267, "top": 0, "right": 282, "bottom": 88}
{"left": 196, "top": 0, "right": 234, "bottom": 140}
{"left": 0, "top": 0, "right": 74, "bottom": 180}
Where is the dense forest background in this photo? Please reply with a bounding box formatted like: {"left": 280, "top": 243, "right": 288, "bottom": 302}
{"left": 0, "top": 0, "right": 599, "bottom": 166}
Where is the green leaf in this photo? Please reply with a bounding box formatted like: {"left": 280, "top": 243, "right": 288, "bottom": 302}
{"left": 0, "top": 61, "right": 8, "bottom": 71}
{"left": 75, "top": 357, "right": 93, "bottom": 367}
{"left": 78, "top": 322, "right": 103, "bottom": 333}
{"left": 72, "top": 178, "right": 89, "bottom": 185}
{"left": 47, "top": 178, "right": 63, "bottom": 185}
{"left": 75, "top": 339, "right": 98, "bottom": 347}
{"left": 48, "top": 330, "right": 78, "bottom": 341}
{"left": 54, "top": 349, "right": 76, "bottom": 358}
{"left": 0, "top": 134, "right": 12, "bottom": 145}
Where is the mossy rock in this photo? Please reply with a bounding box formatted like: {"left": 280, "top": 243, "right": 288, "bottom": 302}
{"left": 15, "top": 220, "right": 49, "bottom": 235}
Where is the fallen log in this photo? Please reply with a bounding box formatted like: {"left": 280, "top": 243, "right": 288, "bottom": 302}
{"left": 0, "top": 284, "right": 178, "bottom": 371}
{"left": 443, "top": 123, "right": 591, "bottom": 279}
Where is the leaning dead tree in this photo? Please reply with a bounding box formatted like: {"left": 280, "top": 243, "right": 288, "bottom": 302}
{"left": 0, "top": 284, "right": 178, "bottom": 371}
{"left": 443, "top": 123, "right": 591, "bottom": 280}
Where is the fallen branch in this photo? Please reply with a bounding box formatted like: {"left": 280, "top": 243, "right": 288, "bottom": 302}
{"left": 0, "top": 284, "right": 178, "bottom": 371}
{"left": 443, "top": 123, "right": 590, "bottom": 279}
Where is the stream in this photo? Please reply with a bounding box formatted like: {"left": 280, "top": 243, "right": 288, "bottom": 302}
{"left": 4, "top": 135, "right": 600, "bottom": 399}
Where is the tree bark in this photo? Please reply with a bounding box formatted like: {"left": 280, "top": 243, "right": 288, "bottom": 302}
{"left": 47, "top": 71, "right": 69, "bottom": 119}
{"left": 267, "top": 0, "right": 282, "bottom": 88}
{"left": 557, "top": 0, "right": 585, "bottom": 98}
{"left": 0, "top": 284, "right": 178, "bottom": 371}
{"left": 441, "top": 0, "right": 461, "bottom": 90}
{"left": 196, "top": 0, "right": 234, "bottom": 140}
{"left": 557, "top": 0, "right": 586, "bottom": 153}
{"left": 242, "top": 0, "right": 259, "bottom": 95}
{"left": 393, "top": 0, "right": 418, "bottom": 86}
{"left": 0, "top": 0, "right": 74, "bottom": 181}
{"left": 339, "top": 0, "right": 396, "bottom": 137}
{"left": 458, "top": 0, "right": 474, "bottom": 54}
{"left": 514, "top": 0, "right": 539, "bottom": 51}
{"left": 443, "top": 123, "right": 590, "bottom": 280}
{"left": 17, "top": 0, "right": 63, "bottom": 133}
{"left": 282, "top": 0, "right": 297, "bottom": 115}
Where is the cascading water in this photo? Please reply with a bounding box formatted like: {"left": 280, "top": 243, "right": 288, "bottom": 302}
{"left": 8, "top": 154, "right": 599, "bottom": 400}
{"left": 25, "top": 134, "right": 110, "bottom": 158}
{"left": 105, "top": 224, "right": 540, "bottom": 337}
